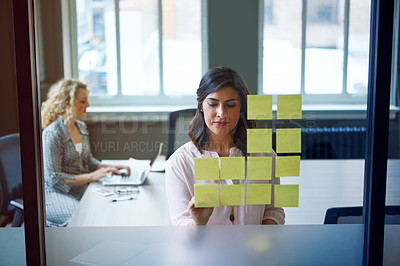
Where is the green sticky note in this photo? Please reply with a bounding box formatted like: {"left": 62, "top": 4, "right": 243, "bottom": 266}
{"left": 194, "top": 157, "right": 219, "bottom": 180}
{"left": 247, "top": 95, "right": 273, "bottom": 120}
{"left": 274, "top": 184, "right": 299, "bottom": 207}
{"left": 277, "top": 94, "right": 302, "bottom": 119}
{"left": 247, "top": 157, "right": 272, "bottom": 180}
{"left": 220, "top": 157, "right": 245, "bottom": 180}
{"left": 276, "top": 128, "right": 301, "bottom": 153}
{"left": 247, "top": 128, "right": 272, "bottom": 153}
{"left": 246, "top": 184, "right": 271, "bottom": 205}
{"left": 275, "top": 156, "right": 300, "bottom": 177}
{"left": 194, "top": 183, "right": 220, "bottom": 207}
{"left": 220, "top": 184, "right": 245, "bottom": 206}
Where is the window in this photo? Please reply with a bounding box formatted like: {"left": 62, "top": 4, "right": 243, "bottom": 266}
{"left": 68, "top": 0, "right": 202, "bottom": 106}
{"left": 263, "top": 0, "right": 375, "bottom": 104}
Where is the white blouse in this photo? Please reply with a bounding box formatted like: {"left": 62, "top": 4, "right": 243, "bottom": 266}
{"left": 74, "top": 142, "right": 82, "bottom": 155}
{"left": 165, "top": 141, "right": 285, "bottom": 225}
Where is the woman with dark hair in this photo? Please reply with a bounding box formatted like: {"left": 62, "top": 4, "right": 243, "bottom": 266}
{"left": 165, "top": 66, "right": 285, "bottom": 225}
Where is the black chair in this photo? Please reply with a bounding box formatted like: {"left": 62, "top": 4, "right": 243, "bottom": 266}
{"left": 0, "top": 133, "right": 24, "bottom": 227}
{"left": 324, "top": 206, "right": 400, "bottom": 224}
{"left": 166, "top": 108, "right": 197, "bottom": 159}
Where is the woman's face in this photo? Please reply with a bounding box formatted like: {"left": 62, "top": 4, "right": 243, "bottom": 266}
{"left": 74, "top": 88, "right": 90, "bottom": 119}
{"left": 201, "top": 86, "right": 241, "bottom": 142}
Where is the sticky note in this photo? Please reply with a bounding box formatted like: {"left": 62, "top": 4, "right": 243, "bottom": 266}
{"left": 277, "top": 94, "right": 302, "bottom": 119}
{"left": 220, "top": 157, "right": 245, "bottom": 180}
{"left": 247, "top": 95, "right": 273, "bottom": 120}
{"left": 247, "top": 157, "right": 272, "bottom": 180}
{"left": 274, "top": 184, "right": 299, "bottom": 207}
{"left": 194, "top": 157, "right": 219, "bottom": 180}
{"left": 246, "top": 184, "right": 271, "bottom": 205}
{"left": 276, "top": 128, "right": 301, "bottom": 153}
{"left": 194, "top": 183, "right": 220, "bottom": 207}
{"left": 220, "top": 184, "right": 245, "bottom": 206}
{"left": 275, "top": 156, "right": 300, "bottom": 177}
{"left": 247, "top": 128, "right": 272, "bottom": 153}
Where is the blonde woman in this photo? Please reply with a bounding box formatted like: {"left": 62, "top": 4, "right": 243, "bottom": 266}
{"left": 41, "top": 79, "right": 130, "bottom": 227}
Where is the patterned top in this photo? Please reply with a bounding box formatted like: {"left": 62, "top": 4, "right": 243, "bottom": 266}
{"left": 42, "top": 116, "right": 100, "bottom": 226}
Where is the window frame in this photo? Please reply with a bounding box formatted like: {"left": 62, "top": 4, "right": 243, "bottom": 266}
{"left": 261, "top": 0, "right": 399, "bottom": 107}
{"left": 62, "top": 0, "right": 201, "bottom": 107}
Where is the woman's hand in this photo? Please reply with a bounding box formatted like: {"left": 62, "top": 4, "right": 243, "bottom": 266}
{"left": 188, "top": 196, "right": 213, "bottom": 225}
{"left": 89, "top": 166, "right": 119, "bottom": 182}
{"left": 98, "top": 164, "right": 131, "bottom": 176}
{"left": 114, "top": 165, "right": 131, "bottom": 176}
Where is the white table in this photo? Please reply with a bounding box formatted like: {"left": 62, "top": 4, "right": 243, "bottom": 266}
{"left": 68, "top": 160, "right": 400, "bottom": 226}
{"left": 281, "top": 159, "right": 400, "bottom": 224}
{"left": 68, "top": 172, "right": 171, "bottom": 226}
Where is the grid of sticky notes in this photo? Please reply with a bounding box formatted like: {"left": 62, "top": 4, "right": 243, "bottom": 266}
{"left": 193, "top": 94, "right": 302, "bottom": 208}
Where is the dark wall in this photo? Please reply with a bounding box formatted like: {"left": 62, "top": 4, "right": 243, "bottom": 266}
{"left": 0, "top": 0, "right": 19, "bottom": 137}
{"left": 207, "top": 0, "right": 260, "bottom": 94}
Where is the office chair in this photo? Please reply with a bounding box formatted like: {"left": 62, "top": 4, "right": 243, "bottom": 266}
{"left": 0, "top": 133, "right": 24, "bottom": 227}
{"left": 324, "top": 206, "right": 400, "bottom": 224}
{"left": 166, "top": 108, "right": 197, "bottom": 159}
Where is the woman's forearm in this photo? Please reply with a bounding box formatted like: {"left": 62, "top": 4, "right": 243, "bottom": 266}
{"left": 65, "top": 173, "right": 93, "bottom": 187}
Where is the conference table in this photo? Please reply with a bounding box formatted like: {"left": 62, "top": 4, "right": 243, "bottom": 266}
{"left": 68, "top": 159, "right": 400, "bottom": 226}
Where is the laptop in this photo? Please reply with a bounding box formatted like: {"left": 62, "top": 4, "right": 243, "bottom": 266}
{"left": 100, "top": 143, "right": 165, "bottom": 186}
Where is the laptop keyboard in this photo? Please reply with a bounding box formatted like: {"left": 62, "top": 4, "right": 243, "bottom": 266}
{"left": 101, "top": 170, "right": 145, "bottom": 185}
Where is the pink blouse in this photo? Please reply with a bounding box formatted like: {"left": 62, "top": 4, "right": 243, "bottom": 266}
{"left": 165, "top": 142, "right": 285, "bottom": 225}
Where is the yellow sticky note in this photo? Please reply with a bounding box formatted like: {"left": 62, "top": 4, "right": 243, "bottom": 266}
{"left": 275, "top": 156, "right": 300, "bottom": 177}
{"left": 220, "top": 157, "right": 245, "bottom": 180}
{"left": 247, "top": 128, "right": 272, "bottom": 153}
{"left": 276, "top": 128, "right": 301, "bottom": 153}
{"left": 220, "top": 184, "right": 245, "bottom": 206}
{"left": 247, "top": 95, "right": 272, "bottom": 120}
{"left": 194, "top": 157, "right": 219, "bottom": 180}
{"left": 246, "top": 184, "right": 271, "bottom": 205}
{"left": 247, "top": 157, "right": 272, "bottom": 180}
{"left": 194, "top": 183, "right": 220, "bottom": 207}
{"left": 277, "top": 94, "right": 302, "bottom": 119}
{"left": 274, "top": 184, "right": 299, "bottom": 207}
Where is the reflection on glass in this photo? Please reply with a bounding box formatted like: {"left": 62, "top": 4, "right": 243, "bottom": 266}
{"left": 263, "top": 0, "right": 301, "bottom": 94}
{"left": 347, "top": 0, "right": 371, "bottom": 95}
{"left": 305, "top": 0, "right": 344, "bottom": 94}
{"left": 162, "top": 0, "right": 202, "bottom": 96}
{"left": 77, "top": 0, "right": 118, "bottom": 96}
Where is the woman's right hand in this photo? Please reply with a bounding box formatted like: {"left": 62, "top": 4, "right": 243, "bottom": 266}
{"left": 89, "top": 166, "right": 119, "bottom": 182}
{"left": 188, "top": 196, "right": 213, "bottom": 225}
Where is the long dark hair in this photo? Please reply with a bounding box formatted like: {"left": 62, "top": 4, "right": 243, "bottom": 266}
{"left": 188, "top": 66, "right": 256, "bottom": 154}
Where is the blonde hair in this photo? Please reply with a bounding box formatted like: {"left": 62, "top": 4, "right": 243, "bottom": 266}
{"left": 41, "top": 79, "right": 88, "bottom": 128}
